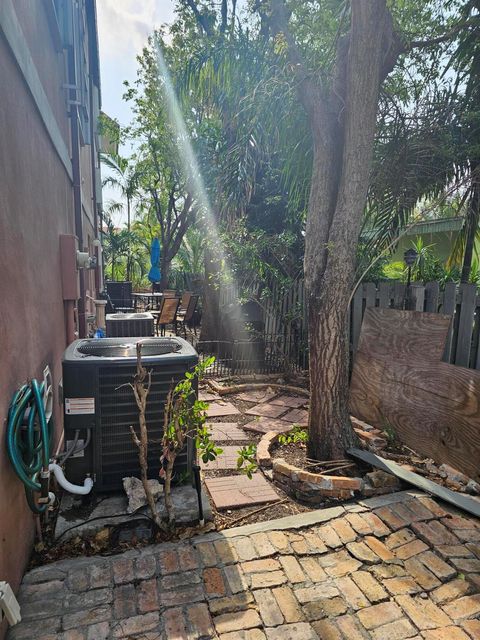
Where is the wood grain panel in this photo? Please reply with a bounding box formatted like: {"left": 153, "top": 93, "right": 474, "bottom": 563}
{"left": 350, "top": 308, "right": 480, "bottom": 481}
{"left": 354, "top": 308, "right": 451, "bottom": 362}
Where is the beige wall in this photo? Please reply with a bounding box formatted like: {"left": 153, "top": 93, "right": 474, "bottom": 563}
{"left": 391, "top": 231, "right": 461, "bottom": 264}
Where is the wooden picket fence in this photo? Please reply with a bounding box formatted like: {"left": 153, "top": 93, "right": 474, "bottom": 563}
{"left": 219, "top": 279, "right": 480, "bottom": 372}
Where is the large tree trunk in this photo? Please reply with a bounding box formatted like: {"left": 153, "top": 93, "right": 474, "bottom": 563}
{"left": 160, "top": 253, "right": 170, "bottom": 290}
{"left": 199, "top": 247, "right": 223, "bottom": 341}
{"left": 307, "top": 293, "right": 356, "bottom": 460}
{"left": 302, "top": 0, "right": 399, "bottom": 460}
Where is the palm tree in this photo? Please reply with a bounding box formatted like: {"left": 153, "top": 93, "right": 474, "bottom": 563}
{"left": 102, "top": 215, "right": 131, "bottom": 280}
{"left": 101, "top": 153, "right": 140, "bottom": 281}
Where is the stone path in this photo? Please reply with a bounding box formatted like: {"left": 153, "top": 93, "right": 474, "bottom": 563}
{"left": 206, "top": 402, "right": 241, "bottom": 418}
{"left": 207, "top": 423, "right": 247, "bottom": 442}
{"left": 200, "top": 446, "right": 242, "bottom": 470}
{"left": 242, "top": 418, "right": 293, "bottom": 435}
{"left": 245, "top": 404, "right": 288, "bottom": 419}
{"left": 204, "top": 474, "right": 281, "bottom": 509}
{"left": 202, "top": 391, "right": 309, "bottom": 510}
{"left": 8, "top": 491, "right": 480, "bottom": 639}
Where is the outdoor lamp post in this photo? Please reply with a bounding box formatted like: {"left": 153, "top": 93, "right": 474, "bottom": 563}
{"left": 404, "top": 248, "right": 417, "bottom": 287}
{"left": 404, "top": 248, "right": 418, "bottom": 310}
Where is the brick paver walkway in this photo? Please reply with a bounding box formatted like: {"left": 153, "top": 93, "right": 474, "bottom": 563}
{"left": 206, "top": 402, "right": 241, "bottom": 418}
{"left": 204, "top": 392, "right": 307, "bottom": 510}
{"left": 204, "top": 474, "right": 280, "bottom": 509}
{"left": 8, "top": 491, "right": 480, "bottom": 639}
{"left": 200, "top": 446, "right": 244, "bottom": 470}
{"left": 206, "top": 423, "right": 249, "bottom": 442}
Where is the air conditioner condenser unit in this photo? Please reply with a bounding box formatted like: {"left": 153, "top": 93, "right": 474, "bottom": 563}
{"left": 62, "top": 337, "right": 198, "bottom": 491}
{"left": 106, "top": 312, "right": 154, "bottom": 337}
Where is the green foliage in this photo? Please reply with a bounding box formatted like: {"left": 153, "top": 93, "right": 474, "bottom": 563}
{"left": 383, "top": 422, "right": 397, "bottom": 446}
{"left": 277, "top": 425, "right": 308, "bottom": 446}
{"left": 356, "top": 242, "right": 391, "bottom": 283}
{"left": 102, "top": 216, "right": 138, "bottom": 280}
{"left": 384, "top": 237, "right": 459, "bottom": 284}
{"left": 104, "top": 0, "right": 480, "bottom": 303}
{"left": 196, "top": 424, "right": 223, "bottom": 463}
{"left": 383, "top": 261, "right": 406, "bottom": 281}
{"left": 164, "top": 357, "right": 222, "bottom": 466}
{"left": 236, "top": 443, "right": 258, "bottom": 479}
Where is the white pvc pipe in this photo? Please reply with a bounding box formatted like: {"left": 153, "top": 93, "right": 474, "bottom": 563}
{"left": 49, "top": 463, "right": 93, "bottom": 495}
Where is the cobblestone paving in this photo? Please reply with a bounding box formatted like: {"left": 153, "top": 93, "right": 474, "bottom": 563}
{"left": 8, "top": 491, "right": 480, "bottom": 640}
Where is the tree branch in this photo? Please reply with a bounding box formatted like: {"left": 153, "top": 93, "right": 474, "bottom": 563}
{"left": 168, "top": 198, "right": 195, "bottom": 259}
{"left": 220, "top": 0, "right": 228, "bottom": 34}
{"left": 406, "top": 17, "right": 479, "bottom": 52}
{"left": 149, "top": 188, "right": 165, "bottom": 247}
{"left": 183, "top": 0, "right": 214, "bottom": 36}
{"left": 129, "top": 343, "right": 163, "bottom": 531}
{"left": 268, "top": 0, "right": 321, "bottom": 118}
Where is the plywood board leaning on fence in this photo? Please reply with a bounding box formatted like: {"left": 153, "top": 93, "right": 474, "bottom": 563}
{"left": 349, "top": 307, "right": 480, "bottom": 482}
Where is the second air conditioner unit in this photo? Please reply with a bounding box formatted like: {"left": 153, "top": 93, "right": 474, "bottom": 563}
{"left": 106, "top": 312, "right": 154, "bottom": 337}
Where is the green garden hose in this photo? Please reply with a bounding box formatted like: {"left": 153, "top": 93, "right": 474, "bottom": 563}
{"left": 6, "top": 379, "right": 52, "bottom": 514}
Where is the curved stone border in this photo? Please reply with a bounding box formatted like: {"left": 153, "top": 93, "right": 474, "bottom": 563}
{"left": 256, "top": 431, "right": 281, "bottom": 469}
{"left": 273, "top": 457, "right": 363, "bottom": 503}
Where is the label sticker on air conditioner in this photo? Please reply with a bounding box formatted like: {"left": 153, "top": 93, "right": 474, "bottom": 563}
{"left": 65, "top": 397, "right": 95, "bottom": 415}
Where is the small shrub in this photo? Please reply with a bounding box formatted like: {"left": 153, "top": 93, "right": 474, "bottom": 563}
{"left": 278, "top": 424, "right": 308, "bottom": 446}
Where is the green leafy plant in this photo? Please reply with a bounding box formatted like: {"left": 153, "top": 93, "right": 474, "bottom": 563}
{"left": 277, "top": 425, "right": 308, "bottom": 446}
{"left": 129, "top": 348, "right": 220, "bottom": 531}
{"left": 196, "top": 424, "right": 223, "bottom": 464}
{"left": 237, "top": 444, "right": 258, "bottom": 479}
{"left": 161, "top": 356, "right": 220, "bottom": 525}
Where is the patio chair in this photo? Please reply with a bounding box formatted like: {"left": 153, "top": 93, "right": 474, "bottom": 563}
{"left": 177, "top": 294, "right": 199, "bottom": 338}
{"left": 179, "top": 291, "right": 193, "bottom": 314}
{"left": 156, "top": 296, "right": 180, "bottom": 336}
{"left": 163, "top": 289, "right": 176, "bottom": 297}
{"left": 105, "top": 281, "right": 134, "bottom": 313}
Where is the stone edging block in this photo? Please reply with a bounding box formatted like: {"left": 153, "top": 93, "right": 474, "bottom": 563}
{"left": 273, "top": 457, "right": 363, "bottom": 503}
{"left": 256, "top": 431, "right": 281, "bottom": 468}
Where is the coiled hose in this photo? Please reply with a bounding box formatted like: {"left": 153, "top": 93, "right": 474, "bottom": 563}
{"left": 7, "top": 379, "right": 52, "bottom": 514}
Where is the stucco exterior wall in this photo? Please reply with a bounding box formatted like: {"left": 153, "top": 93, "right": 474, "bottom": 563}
{"left": 13, "top": 0, "right": 71, "bottom": 146}
{"left": 0, "top": 2, "right": 101, "bottom": 636}
{"left": 0, "top": 27, "right": 70, "bottom": 624}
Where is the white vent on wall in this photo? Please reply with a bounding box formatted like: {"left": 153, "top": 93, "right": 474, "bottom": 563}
{"left": 0, "top": 582, "right": 21, "bottom": 626}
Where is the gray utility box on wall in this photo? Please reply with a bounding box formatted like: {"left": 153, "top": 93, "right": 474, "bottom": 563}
{"left": 106, "top": 312, "right": 155, "bottom": 337}
{"left": 62, "top": 337, "right": 198, "bottom": 491}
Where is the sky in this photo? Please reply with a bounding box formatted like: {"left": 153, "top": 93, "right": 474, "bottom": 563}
{"left": 97, "top": 0, "right": 176, "bottom": 131}
{"left": 96, "top": 1, "right": 247, "bottom": 224}
{"left": 97, "top": 1, "right": 178, "bottom": 223}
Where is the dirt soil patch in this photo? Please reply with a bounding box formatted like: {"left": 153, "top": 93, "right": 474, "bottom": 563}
{"left": 271, "top": 441, "right": 370, "bottom": 478}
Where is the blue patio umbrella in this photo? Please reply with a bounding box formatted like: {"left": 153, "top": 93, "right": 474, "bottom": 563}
{"left": 148, "top": 238, "right": 161, "bottom": 283}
